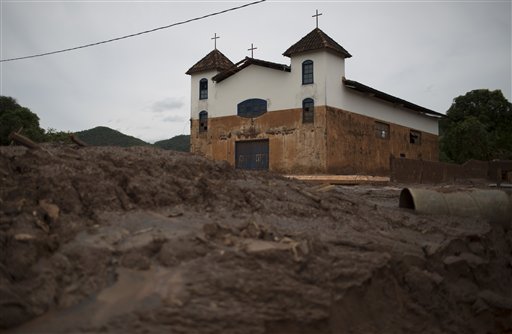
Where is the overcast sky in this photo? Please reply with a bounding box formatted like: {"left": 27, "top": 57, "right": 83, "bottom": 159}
{"left": 1, "top": 0, "right": 510, "bottom": 143}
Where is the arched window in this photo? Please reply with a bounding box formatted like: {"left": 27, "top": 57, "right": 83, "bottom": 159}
{"left": 302, "top": 98, "right": 314, "bottom": 123}
{"left": 302, "top": 60, "right": 313, "bottom": 85}
{"left": 199, "top": 78, "right": 208, "bottom": 100}
{"left": 199, "top": 110, "right": 208, "bottom": 132}
{"left": 237, "top": 98, "right": 267, "bottom": 118}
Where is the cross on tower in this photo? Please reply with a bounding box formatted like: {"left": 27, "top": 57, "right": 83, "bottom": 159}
{"left": 312, "top": 9, "right": 322, "bottom": 28}
{"left": 211, "top": 33, "right": 220, "bottom": 49}
{"left": 248, "top": 43, "right": 257, "bottom": 58}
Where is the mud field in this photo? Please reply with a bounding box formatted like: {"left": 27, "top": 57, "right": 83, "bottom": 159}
{"left": 0, "top": 145, "right": 511, "bottom": 333}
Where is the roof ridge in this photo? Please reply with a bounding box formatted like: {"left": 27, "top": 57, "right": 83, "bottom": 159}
{"left": 317, "top": 28, "right": 328, "bottom": 47}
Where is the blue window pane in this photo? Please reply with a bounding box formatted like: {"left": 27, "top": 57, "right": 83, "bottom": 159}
{"left": 302, "top": 60, "right": 313, "bottom": 85}
{"left": 199, "top": 78, "right": 208, "bottom": 100}
{"left": 302, "top": 98, "right": 314, "bottom": 123}
{"left": 237, "top": 98, "right": 267, "bottom": 118}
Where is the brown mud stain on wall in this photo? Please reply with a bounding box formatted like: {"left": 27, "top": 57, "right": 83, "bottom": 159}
{"left": 191, "top": 107, "right": 327, "bottom": 174}
{"left": 192, "top": 106, "right": 438, "bottom": 175}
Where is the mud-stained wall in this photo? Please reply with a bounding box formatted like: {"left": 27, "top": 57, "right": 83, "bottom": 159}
{"left": 326, "top": 106, "right": 439, "bottom": 175}
{"left": 192, "top": 106, "right": 438, "bottom": 175}
{"left": 191, "top": 107, "right": 327, "bottom": 174}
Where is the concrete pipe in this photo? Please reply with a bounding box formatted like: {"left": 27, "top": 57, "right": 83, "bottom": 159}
{"left": 399, "top": 188, "right": 512, "bottom": 225}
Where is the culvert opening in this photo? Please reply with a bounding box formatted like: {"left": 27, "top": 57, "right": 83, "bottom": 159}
{"left": 399, "top": 188, "right": 415, "bottom": 210}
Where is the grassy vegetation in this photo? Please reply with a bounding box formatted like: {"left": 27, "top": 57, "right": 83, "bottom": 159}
{"left": 153, "top": 135, "right": 190, "bottom": 152}
{"left": 75, "top": 126, "right": 149, "bottom": 147}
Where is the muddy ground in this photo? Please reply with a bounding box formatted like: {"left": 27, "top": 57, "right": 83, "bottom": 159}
{"left": 0, "top": 145, "right": 511, "bottom": 333}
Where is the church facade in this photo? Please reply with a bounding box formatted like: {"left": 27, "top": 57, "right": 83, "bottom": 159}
{"left": 186, "top": 28, "right": 442, "bottom": 175}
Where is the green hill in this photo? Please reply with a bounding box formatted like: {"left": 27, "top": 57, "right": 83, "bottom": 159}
{"left": 154, "top": 135, "right": 190, "bottom": 152}
{"left": 75, "top": 126, "right": 149, "bottom": 147}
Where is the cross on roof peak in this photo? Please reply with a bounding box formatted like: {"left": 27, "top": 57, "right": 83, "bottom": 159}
{"left": 211, "top": 33, "right": 220, "bottom": 49}
{"left": 248, "top": 43, "right": 257, "bottom": 58}
{"left": 312, "top": 9, "right": 322, "bottom": 28}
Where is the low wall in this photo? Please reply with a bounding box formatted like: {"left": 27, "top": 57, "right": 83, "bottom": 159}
{"left": 489, "top": 160, "right": 512, "bottom": 182}
{"left": 390, "top": 155, "right": 512, "bottom": 184}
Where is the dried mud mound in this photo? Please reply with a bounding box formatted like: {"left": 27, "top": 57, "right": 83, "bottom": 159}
{"left": 0, "top": 145, "right": 511, "bottom": 334}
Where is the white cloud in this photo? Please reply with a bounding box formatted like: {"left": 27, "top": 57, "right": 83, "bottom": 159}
{"left": 162, "top": 115, "right": 185, "bottom": 123}
{"left": 150, "top": 97, "right": 185, "bottom": 114}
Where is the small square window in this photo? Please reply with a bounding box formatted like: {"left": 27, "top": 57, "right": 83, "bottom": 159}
{"left": 374, "top": 122, "right": 389, "bottom": 139}
{"left": 409, "top": 130, "right": 421, "bottom": 144}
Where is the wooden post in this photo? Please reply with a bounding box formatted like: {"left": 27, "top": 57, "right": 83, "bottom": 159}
{"left": 8, "top": 132, "right": 40, "bottom": 150}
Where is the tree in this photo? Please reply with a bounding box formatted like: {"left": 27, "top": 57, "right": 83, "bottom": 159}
{"left": 44, "top": 128, "right": 72, "bottom": 144}
{"left": 0, "top": 96, "right": 45, "bottom": 145}
{"left": 440, "top": 89, "right": 512, "bottom": 163}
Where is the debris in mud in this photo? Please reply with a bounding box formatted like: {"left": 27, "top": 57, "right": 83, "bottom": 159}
{"left": 38, "top": 199, "right": 60, "bottom": 223}
{"left": 0, "top": 144, "right": 511, "bottom": 333}
{"left": 13, "top": 233, "right": 36, "bottom": 242}
{"left": 200, "top": 220, "right": 312, "bottom": 262}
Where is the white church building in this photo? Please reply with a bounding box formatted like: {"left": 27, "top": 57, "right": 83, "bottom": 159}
{"left": 186, "top": 26, "right": 442, "bottom": 175}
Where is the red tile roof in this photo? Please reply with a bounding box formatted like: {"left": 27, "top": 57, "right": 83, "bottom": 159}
{"left": 283, "top": 28, "right": 352, "bottom": 58}
{"left": 185, "top": 49, "right": 234, "bottom": 75}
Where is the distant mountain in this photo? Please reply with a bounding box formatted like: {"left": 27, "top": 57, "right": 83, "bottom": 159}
{"left": 154, "top": 135, "right": 190, "bottom": 152}
{"left": 75, "top": 126, "right": 149, "bottom": 147}
{"left": 73, "top": 126, "right": 190, "bottom": 151}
